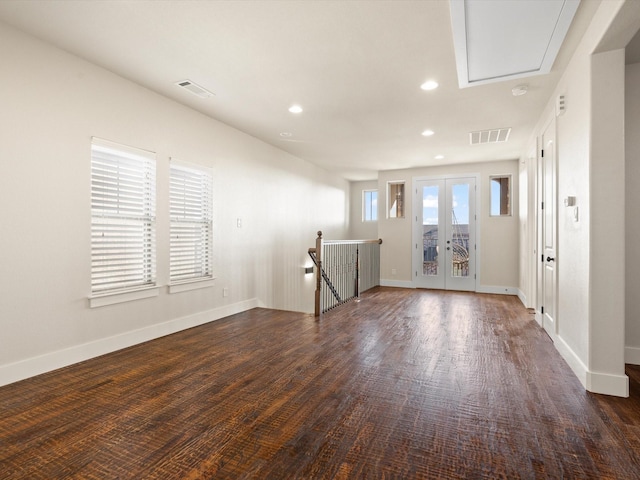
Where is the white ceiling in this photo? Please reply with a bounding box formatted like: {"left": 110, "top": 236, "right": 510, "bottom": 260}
{"left": 0, "top": 0, "right": 601, "bottom": 181}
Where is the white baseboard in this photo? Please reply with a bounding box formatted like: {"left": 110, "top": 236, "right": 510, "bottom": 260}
{"left": 476, "top": 285, "right": 519, "bottom": 295}
{"left": 517, "top": 289, "right": 527, "bottom": 307}
{"left": 534, "top": 311, "right": 542, "bottom": 327}
{"left": 516, "top": 289, "right": 537, "bottom": 310}
{"left": 586, "top": 371, "right": 629, "bottom": 397}
{"left": 553, "top": 334, "right": 588, "bottom": 388}
{"left": 0, "top": 298, "right": 259, "bottom": 388}
{"left": 554, "top": 334, "right": 629, "bottom": 397}
{"left": 379, "top": 279, "right": 414, "bottom": 289}
{"left": 625, "top": 346, "right": 640, "bottom": 365}
{"left": 379, "top": 281, "right": 519, "bottom": 294}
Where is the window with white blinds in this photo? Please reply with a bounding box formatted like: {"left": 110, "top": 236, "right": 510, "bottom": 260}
{"left": 169, "top": 161, "right": 213, "bottom": 283}
{"left": 91, "top": 138, "right": 156, "bottom": 294}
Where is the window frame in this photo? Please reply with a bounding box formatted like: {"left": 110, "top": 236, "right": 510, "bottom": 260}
{"left": 362, "top": 189, "right": 378, "bottom": 222}
{"left": 490, "top": 174, "right": 512, "bottom": 217}
{"left": 90, "top": 138, "right": 157, "bottom": 304}
{"left": 387, "top": 181, "right": 406, "bottom": 219}
{"left": 169, "top": 159, "right": 214, "bottom": 287}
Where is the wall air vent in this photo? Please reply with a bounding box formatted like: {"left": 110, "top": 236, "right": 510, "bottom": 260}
{"left": 469, "top": 128, "right": 511, "bottom": 145}
{"left": 175, "top": 80, "right": 214, "bottom": 98}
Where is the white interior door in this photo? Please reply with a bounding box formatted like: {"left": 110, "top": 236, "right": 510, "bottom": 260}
{"left": 413, "top": 176, "right": 476, "bottom": 291}
{"left": 540, "top": 119, "right": 557, "bottom": 337}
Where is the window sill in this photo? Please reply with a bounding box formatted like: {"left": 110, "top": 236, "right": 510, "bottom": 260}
{"left": 168, "top": 277, "right": 216, "bottom": 294}
{"left": 89, "top": 285, "right": 159, "bottom": 308}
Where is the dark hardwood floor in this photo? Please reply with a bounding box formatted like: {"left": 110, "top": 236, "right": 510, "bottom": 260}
{"left": 2, "top": 287, "right": 640, "bottom": 479}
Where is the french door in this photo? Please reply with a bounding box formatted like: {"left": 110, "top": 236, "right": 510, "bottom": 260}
{"left": 413, "top": 176, "right": 477, "bottom": 291}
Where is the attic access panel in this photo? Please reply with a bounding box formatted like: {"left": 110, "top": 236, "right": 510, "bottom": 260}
{"left": 450, "top": 0, "right": 580, "bottom": 88}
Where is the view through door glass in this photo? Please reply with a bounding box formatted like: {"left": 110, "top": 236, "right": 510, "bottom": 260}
{"left": 422, "top": 184, "right": 440, "bottom": 276}
{"left": 449, "top": 182, "right": 470, "bottom": 279}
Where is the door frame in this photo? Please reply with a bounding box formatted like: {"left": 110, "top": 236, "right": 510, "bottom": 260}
{"left": 536, "top": 116, "right": 558, "bottom": 339}
{"left": 412, "top": 173, "right": 481, "bottom": 291}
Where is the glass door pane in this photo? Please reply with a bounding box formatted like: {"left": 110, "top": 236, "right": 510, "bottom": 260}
{"left": 450, "top": 183, "right": 470, "bottom": 278}
{"left": 422, "top": 185, "right": 439, "bottom": 276}
{"left": 414, "top": 179, "right": 445, "bottom": 289}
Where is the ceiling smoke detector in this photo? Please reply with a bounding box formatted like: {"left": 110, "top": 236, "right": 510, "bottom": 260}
{"left": 470, "top": 128, "right": 511, "bottom": 145}
{"left": 512, "top": 84, "right": 528, "bottom": 96}
{"left": 175, "top": 80, "right": 214, "bottom": 98}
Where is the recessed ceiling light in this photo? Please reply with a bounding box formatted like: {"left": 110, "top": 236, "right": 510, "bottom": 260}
{"left": 288, "top": 104, "right": 303, "bottom": 114}
{"left": 420, "top": 80, "right": 439, "bottom": 91}
{"left": 279, "top": 132, "right": 292, "bottom": 137}
{"left": 421, "top": 129, "right": 435, "bottom": 137}
{"left": 435, "top": 155, "right": 445, "bottom": 160}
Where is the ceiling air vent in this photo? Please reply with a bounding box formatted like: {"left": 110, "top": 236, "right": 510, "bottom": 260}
{"left": 470, "top": 128, "right": 511, "bottom": 145}
{"left": 175, "top": 80, "right": 214, "bottom": 98}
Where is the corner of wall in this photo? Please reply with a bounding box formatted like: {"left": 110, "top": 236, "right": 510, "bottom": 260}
{"left": 586, "top": 371, "right": 629, "bottom": 398}
{"left": 555, "top": 333, "right": 629, "bottom": 397}
{"left": 517, "top": 289, "right": 527, "bottom": 307}
{"left": 625, "top": 346, "right": 640, "bottom": 365}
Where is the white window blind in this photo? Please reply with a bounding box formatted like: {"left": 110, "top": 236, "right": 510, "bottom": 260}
{"left": 169, "top": 161, "right": 213, "bottom": 283}
{"left": 91, "top": 138, "right": 156, "bottom": 294}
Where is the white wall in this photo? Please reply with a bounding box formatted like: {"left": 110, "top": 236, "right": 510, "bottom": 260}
{"left": 377, "top": 160, "right": 520, "bottom": 292}
{"left": 589, "top": 48, "right": 626, "bottom": 388}
{"left": 626, "top": 62, "right": 640, "bottom": 362}
{"left": 521, "top": 0, "right": 640, "bottom": 397}
{"left": 349, "top": 180, "right": 379, "bottom": 240}
{"left": 0, "top": 22, "right": 350, "bottom": 385}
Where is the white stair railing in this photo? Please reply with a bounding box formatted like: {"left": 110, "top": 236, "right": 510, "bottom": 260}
{"left": 308, "top": 231, "right": 382, "bottom": 316}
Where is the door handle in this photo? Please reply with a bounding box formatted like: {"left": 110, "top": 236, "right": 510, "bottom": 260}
{"left": 546, "top": 256, "right": 555, "bottom": 262}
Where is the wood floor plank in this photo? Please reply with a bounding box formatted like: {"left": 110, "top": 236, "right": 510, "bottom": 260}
{"left": 2, "top": 288, "right": 640, "bottom": 478}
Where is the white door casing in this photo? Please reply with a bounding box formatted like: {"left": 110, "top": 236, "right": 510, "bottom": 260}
{"left": 540, "top": 118, "right": 558, "bottom": 338}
